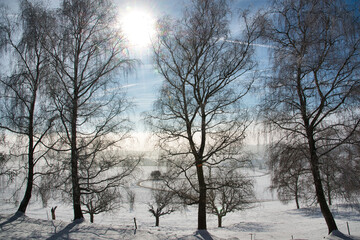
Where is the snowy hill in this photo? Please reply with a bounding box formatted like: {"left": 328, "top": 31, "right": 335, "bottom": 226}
{"left": 1, "top": 167, "right": 359, "bottom": 240}
{"left": 0, "top": 204, "right": 359, "bottom": 240}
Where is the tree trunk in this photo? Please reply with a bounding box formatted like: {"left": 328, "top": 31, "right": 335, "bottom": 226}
{"left": 308, "top": 138, "right": 337, "bottom": 233}
{"left": 71, "top": 148, "right": 83, "bottom": 220}
{"left": 196, "top": 163, "right": 207, "bottom": 230}
{"left": 18, "top": 114, "right": 35, "bottom": 214}
{"left": 155, "top": 216, "right": 159, "bottom": 227}
{"left": 295, "top": 192, "right": 300, "bottom": 210}
{"left": 295, "top": 182, "right": 300, "bottom": 209}
{"left": 218, "top": 215, "right": 222, "bottom": 228}
{"left": 90, "top": 213, "right": 94, "bottom": 223}
{"left": 71, "top": 93, "right": 83, "bottom": 220}
{"left": 17, "top": 146, "right": 34, "bottom": 213}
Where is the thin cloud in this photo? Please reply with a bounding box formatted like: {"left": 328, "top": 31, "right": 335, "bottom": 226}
{"left": 121, "top": 83, "right": 139, "bottom": 89}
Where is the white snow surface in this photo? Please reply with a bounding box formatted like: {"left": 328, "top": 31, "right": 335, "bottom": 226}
{"left": 0, "top": 166, "right": 359, "bottom": 240}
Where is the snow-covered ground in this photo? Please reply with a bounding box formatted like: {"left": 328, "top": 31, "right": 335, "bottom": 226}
{"left": 0, "top": 166, "right": 359, "bottom": 240}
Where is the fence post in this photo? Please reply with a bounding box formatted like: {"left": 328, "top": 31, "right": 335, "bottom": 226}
{"left": 51, "top": 206, "right": 57, "bottom": 220}
{"left": 134, "top": 217, "right": 137, "bottom": 229}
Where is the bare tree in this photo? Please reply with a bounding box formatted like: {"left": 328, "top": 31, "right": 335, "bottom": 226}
{"left": 269, "top": 140, "right": 358, "bottom": 209}
{"left": 262, "top": 0, "right": 360, "bottom": 233}
{"left": 341, "top": 143, "right": 360, "bottom": 208}
{"left": 82, "top": 188, "right": 121, "bottom": 223}
{"left": 207, "top": 168, "right": 255, "bottom": 227}
{"left": 0, "top": 152, "right": 19, "bottom": 189}
{"left": 78, "top": 151, "right": 139, "bottom": 223}
{"left": 37, "top": 175, "right": 52, "bottom": 207}
{"left": 323, "top": 141, "right": 360, "bottom": 208}
{"left": 147, "top": 0, "right": 261, "bottom": 230}
{"left": 125, "top": 187, "right": 136, "bottom": 212}
{"left": 148, "top": 182, "right": 176, "bottom": 227}
{"left": 0, "top": 153, "right": 7, "bottom": 176}
{"left": 268, "top": 142, "right": 314, "bottom": 209}
{"left": 43, "top": 0, "right": 135, "bottom": 220}
{"left": 0, "top": 0, "right": 55, "bottom": 214}
{"left": 50, "top": 149, "right": 139, "bottom": 222}
{"left": 320, "top": 149, "right": 343, "bottom": 206}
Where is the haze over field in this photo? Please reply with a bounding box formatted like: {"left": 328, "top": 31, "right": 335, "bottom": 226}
{"left": 1, "top": 166, "right": 360, "bottom": 240}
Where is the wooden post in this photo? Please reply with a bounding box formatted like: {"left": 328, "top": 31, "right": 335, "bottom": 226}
{"left": 51, "top": 206, "right": 57, "bottom": 220}
{"left": 347, "top": 222, "right": 350, "bottom": 235}
{"left": 134, "top": 217, "right": 137, "bottom": 230}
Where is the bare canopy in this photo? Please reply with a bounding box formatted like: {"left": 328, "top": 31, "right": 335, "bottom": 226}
{"left": 147, "top": 0, "right": 262, "bottom": 230}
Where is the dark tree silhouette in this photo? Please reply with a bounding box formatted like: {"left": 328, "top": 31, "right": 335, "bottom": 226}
{"left": 78, "top": 151, "right": 139, "bottom": 223}
{"left": 148, "top": 182, "right": 176, "bottom": 227}
{"left": 0, "top": 0, "right": 55, "bottom": 215}
{"left": 44, "top": 0, "right": 135, "bottom": 220}
{"left": 82, "top": 188, "right": 121, "bottom": 223}
{"left": 268, "top": 142, "right": 313, "bottom": 209}
{"left": 207, "top": 168, "right": 255, "bottom": 227}
{"left": 147, "top": 0, "right": 262, "bottom": 230}
{"left": 262, "top": 0, "right": 360, "bottom": 233}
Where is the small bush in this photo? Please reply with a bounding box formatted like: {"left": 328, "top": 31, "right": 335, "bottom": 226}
{"left": 150, "top": 170, "right": 162, "bottom": 180}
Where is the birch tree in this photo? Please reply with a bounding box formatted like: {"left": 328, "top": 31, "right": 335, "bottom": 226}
{"left": 0, "top": 0, "right": 54, "bottom": 214}
{"left": 45, "top": 0, "right": 135, "bottom": 220}
{"left": 262, "top": 0, "right": 360, "bottom": 233}
{"left": 147, "top": 0, "right": 261, "bottom": 230}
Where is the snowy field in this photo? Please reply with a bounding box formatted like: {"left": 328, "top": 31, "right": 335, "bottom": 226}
{"left": 0, "top": 166, "right": 359, "bottom": 240}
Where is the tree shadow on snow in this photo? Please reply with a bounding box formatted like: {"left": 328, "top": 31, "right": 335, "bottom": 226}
{"left": 0, "top": 212, "right": 37, "bottom": 238}
{"left": 287, "top": 207, "right": 323, "bottom": 219}
{"left": 46, "top": 220, "right": 136, "bottom": 240}
{"left": 46, "top": 219, "right": 84, "bottom": 240}
{"left": 331, "top": 204, "right": 360, "bottom": 221}
{"left": 0, "top": 211, "right": 26, "bottom": 229}
{"left": 226, "top": 222, "right": 272, "bottom": 232}
{"left": 194, "top": 230, "right": 214, "bottom": 240}
{"left": 330, "top": 230, "right": 360, "bottom": 240}
{"left": 288, "top": 205, "right": 360, "bottom": 221}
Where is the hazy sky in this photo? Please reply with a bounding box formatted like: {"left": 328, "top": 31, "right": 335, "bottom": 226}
{"left": 112, "top": 0, "right": 269, "bottom": 114}
{"left": 1, "top": 0, "right": 269, "bottom": 141}
{"left": 114, "top": 0, "right": 269, "bottom": 149}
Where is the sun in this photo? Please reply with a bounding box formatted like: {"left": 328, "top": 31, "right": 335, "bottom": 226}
{"left": 120, "top": 8, "right": 156, "bottom": 48}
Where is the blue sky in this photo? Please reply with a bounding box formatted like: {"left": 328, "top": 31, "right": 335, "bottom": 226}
{"left": 116, "top": 0, "right": 269, "bottom": 114}
{"left": 114, "top": 0, "right": 270, "bottom": 149}
{"left": 2, "top": 0, "right": 270, "bottom": 136}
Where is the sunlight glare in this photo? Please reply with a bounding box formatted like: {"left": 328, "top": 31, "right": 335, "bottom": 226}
{"left": 121, "top": 8, "right": 156, "bottom": 48}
